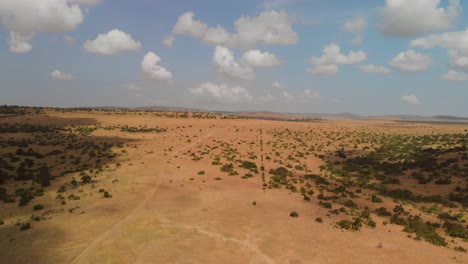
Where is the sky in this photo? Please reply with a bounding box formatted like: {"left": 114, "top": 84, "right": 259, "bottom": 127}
{"left": 0, "top": 0, "right": 467, "bottom": 117}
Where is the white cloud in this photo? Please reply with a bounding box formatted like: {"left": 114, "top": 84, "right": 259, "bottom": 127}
{"left": 241, "top": 49, "right": 283, "bottom": 67}
{"left": 67, "top": 0, "right": 101, "bottom": 5}
{"left": 141, "top": 52, "right": 173, "bottom": 82}
{"left": 84, "top": 29, "right": 142, "bottom": 56}
{"left": 213, "top": 46, "right": 255, "bottom": 80}
{"left": 7, "top": 32, "right": 34, "bottom": 53}
{"left": 173, "top": 12, "right": 210, "bottom": 39}
{"left": 64, "top": 35, "right": 76, "bottom": 44}
{"left": 410, "top": 29, "right": 468, "bottom": 55}
{"left": 410, "top": 30, "right": 468, "bottom": 74}
{"left": 282, "top": 91, "right": 294, "bottom": 102}
{"left": 0, "top": 0, "right": 84, "bottom": 53}
{"left": 272, "top": 81, "right": 284, "bottom": 89}
{"left": 50, "top": 70, "right": 75, "bottom": 80}
{"left": 307, "top": 43, "right": 366, "bottom": 76}
{"left": 360, "top": 64, "right": 391, "bottom": 74}
{"left": 234, "top": 10, "right": 298, "bottom": 49}
{"left": 343, "top": 17, "right": 367, "bottom": 34}
{"left": 303, "top": 90, "right": 320, "bottom": 99}
{"left": 401, "top": 94, "right": 421, "bottom": 105}
{"left": 442, "top": 70, "right": 468, "bottom": 81}
{"left": 389, "top": 50, "right": 432, "bottom": 73}
{"left": 189, "top": 82, "right": 253, "bottom": 103}
{"left": 161, "top": 35, "right": 175, "bottom": 47}
{"left": 172, "top": 11, "right": 298, "bottom": 49}
{"left": 309, "top": 43, "right": 367, "bottom": 65}
{"left": 377, "top": 0, "right": 461, "bottom": 37}
{"left": 258, "top": 93, "right": 275, "bottom": 102}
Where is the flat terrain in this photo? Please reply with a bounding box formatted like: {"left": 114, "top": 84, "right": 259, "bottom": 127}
{"left": 0, "top": 107, "right": 467, "bottom": 264}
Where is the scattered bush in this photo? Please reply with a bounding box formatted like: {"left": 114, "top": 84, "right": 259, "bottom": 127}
{"left": 57, "top": 185, "right": 67, "bottom": 193}
{"left": 20, "top": 222, "right": 31, "bottom": 231}
{"left": 375, "top": 207, "right": 392, "bottom": 217}
{"left": 290, "top": 211, "right": 299, "bottom": 217}
{"left": 33, "top": 204, "right": 44, "bottom": 211}
{"left": 454, "top": 246, "right": 466, "bottom": 252}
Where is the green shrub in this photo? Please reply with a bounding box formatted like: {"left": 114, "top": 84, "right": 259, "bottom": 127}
{"left": 103, "top": 191, "right": 112, "bottom": 198}
{"left": 319, "top": 201, "right": 332, "bottom": 209}
{"left": 81, "top": 175, "right": 92, "bottom": 184}
{"left": 68, "top": 194, "right": 80, "bottom": 200}
{"left": 57, "top": 185, "right": 67, "bottom": 193}
{"left": 371, "top": 195, "right": 383, "bottom": 203}
{"left": 20, "top": 222, "right": 31, "bottom": 231}
{"left": 33, "top": 204, "right": 44, "bottom": 211}
{"left": 403, "top": 217, "right": 447, "bottom": 247}
{"left": 315, "top": 217, "right": 323, "bottom": 223}
{"left": 375, "top": 207, "right": 392, "bottom": 217}
{"left": 290, "top": 211, "right": 299, "bottom": 217}
{"left": 454, "top": 246, "right": 466, "bottom": 252}
{"left": 444, "top": 222, "right": 468, "bottom": 239}
{"left": 344, "top": 200, "right": 358, "bottom": 209}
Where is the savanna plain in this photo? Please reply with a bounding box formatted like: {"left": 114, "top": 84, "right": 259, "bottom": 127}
{"left": 0, "top": 106, "right": 467, "bottom": 264}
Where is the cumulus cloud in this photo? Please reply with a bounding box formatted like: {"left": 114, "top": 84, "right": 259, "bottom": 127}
{"left": 213, "top": 46, "right": 255, "bottom": 80}
{"left": 343, "top": 17, "right": 367, "bottom": 34}
{"left": 401, "top": 94, "right": 421, "bottom": 105}
{"left": 307, "top": 43, "right": 366, "bottom": 76}
{"left": 235, "top": 10, "right": 298, "bottom": 49}
{"left": 0, "top": 0, "right": 84, "bottom": 53}
{"left": 303, "top": 90, "right": 320, "bottom": 99}
{"left": 212, "top": 46, "right": 283, "bottom": 80}
{"left": 377, "top": 0, "right": 461, "bottom": 37}
{"left": 172, "top": 11, "right": 298, "bottom": 49}
{"left": 161, "top": 35, "right": 175, "bottom": 47}
{"left": 389, "top": 50, "right": 432, "bottom": 73}
{"left": 410, "top": 29, "right": 468, "bottom": 75}
{"left": 410, "top": 29, "right": 468, "bottom": 55}
{"left": 189, "top": 82, "right": 252, "bottom": 103}
{"left": 84, "top": 29, "right": 142, "bottom": 56}
{"left": 282, "top": 91, "right": 294, "bottom": 102}
{"left": 50, "top": 70, "right": 75, "bottom": 80}
{"left": 258, "top": 93, "right": 275, "bottom": 102}
{"left": 272, "top": 81, "right": 284, "bottom": 89}
{"left": 141, "top": 52, "right": 173, "bottom": 82}
{"left": 241, "top": 49, "right": 283, "bottom": 67}
{"left": 7, "top": 32, "right": 34, "bottom": 53}
{"left": 360, "top": 64, "right": 391, "bottom": 74}
{"left": 442, "top": 70, "right": 468, "bottom": 81}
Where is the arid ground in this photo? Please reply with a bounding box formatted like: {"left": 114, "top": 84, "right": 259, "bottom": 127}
{"left": 0, "top": 107, "right": 467, "bottom": 264}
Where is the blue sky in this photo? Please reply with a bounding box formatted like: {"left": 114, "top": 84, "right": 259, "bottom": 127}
{"left": 0, "top": 0, "right": 467, "bottom": 116}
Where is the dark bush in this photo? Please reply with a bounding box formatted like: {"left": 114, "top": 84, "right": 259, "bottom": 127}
{"left": 33, "top": 204, "right": 44, "bottom": 211}
{"left": 290, "top": 211, "right": 299, "bottom": 217}
{"left": 20, "top": 222, "right": 31, "bottom": 231}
